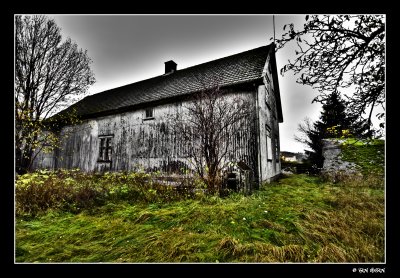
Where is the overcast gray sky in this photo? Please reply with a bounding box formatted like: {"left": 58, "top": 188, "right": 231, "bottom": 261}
{"left": 48, "top": 14, "right": 325, "bottom": 153}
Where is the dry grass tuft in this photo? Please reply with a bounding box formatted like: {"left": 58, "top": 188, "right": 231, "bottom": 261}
{"left": 217, "top": 238, "right": 306, "bottom": 262}
{"left": 316, "top": 243, "right": 348, "bottom": 262}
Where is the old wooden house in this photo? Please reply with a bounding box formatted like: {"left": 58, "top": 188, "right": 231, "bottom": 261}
{"left": 33, "top": 43, "right": 283, "bottom": 184}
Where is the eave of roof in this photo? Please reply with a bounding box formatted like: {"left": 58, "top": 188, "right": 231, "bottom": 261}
{"left": 268, "top": 43, "right": 283, "bottom": 123}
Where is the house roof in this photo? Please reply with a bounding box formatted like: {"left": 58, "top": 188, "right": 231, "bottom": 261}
{"left": 59, "top": 44, "right": 281, "bottom": 120}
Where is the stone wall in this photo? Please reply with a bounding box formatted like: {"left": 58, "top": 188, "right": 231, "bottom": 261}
{"left": 321, "top": 139, "right": 361, "bottom": 181}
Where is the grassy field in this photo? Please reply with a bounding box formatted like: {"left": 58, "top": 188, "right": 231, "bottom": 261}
{"left": 15, "top": 173, "right": 384, "bottom": 263}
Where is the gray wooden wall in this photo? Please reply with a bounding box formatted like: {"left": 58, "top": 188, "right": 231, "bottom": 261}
{"left": 33, "top": 90, "right": 262, "bottom": 182}
{"left": 256, "top": 52, "right": 282, "bottom": 182}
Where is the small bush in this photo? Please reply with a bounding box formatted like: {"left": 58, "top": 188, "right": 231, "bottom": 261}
{"left": 16, "top": 169, "right": 106, "bottom": 215}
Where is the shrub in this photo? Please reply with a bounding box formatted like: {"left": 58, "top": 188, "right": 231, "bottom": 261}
{"left": 15, "top": 169, "right": 107, "bottom": 215}
{"left": 15, "top": 169, "right": 209, "bottom": 216}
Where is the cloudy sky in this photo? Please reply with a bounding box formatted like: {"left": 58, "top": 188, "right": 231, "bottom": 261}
{"left": 48, "top": 14, "right": 325, "bottom": 153}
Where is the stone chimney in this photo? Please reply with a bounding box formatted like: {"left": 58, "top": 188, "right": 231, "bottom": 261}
{"left": 164, "top": 60, "right": 177, "bottom": 74}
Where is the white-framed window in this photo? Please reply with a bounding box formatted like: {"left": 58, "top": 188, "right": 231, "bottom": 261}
{"left": 266, "top": 125, "right": 273, "bottom": 161}
{"left": 98, "top": 135, "right": 113, "bottom": 162}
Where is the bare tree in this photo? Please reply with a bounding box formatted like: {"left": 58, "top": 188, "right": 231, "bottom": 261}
{"left": 15, "top": 15, "right": 95, "bottom": 174}
{"left": 170, "top": 79, "right": 253, "bottom": 192}
{"left": 275, "top": 15, "right": 385, "bottom": 134}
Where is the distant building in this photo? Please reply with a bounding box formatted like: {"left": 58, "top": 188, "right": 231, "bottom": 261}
{"left": 281, "top": 151, "right": 307, "bottom": 163}
{"left": 33, "top": 43, "right": 284, "bottom": 184}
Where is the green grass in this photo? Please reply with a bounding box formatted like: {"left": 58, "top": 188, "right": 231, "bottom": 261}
{"left": 340, "top": 138, "right": 385, "bottom": 176}
{"left": 16, "top": 174, "right": 384, "bottom": 263}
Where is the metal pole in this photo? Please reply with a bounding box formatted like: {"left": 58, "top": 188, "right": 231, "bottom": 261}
{"left": 273, "top": 15, "right": 276, "bottom": 45}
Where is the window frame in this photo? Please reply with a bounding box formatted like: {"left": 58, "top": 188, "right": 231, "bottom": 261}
{"left": 144, "top": 108, "right": 154, "bottom": 121}
{"left": 98, "top": 135, "right": 114, "bottom": 162}
{"left": 266, "top": 125, "right": 273, "bottom": 162}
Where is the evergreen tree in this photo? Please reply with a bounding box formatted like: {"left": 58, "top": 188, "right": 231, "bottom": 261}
{"left": 296, "top": 91, "right": 366, "bottom": 170}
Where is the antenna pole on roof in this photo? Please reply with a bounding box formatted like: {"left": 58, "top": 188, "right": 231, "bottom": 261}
{"left": 273, "top": 14, "right": 276, "bottom": 46}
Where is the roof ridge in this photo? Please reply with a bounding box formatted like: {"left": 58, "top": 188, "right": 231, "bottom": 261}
{"left": 171, "top": 44, "right": 270, "bottom": 73}
{"left": 86, "top": 44, "right": 271, "bottom": 99}
{"left": 57, "top": 43, "right": 273, "bottom": 119}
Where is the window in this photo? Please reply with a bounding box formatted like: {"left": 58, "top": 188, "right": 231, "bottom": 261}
{"left": 98, "top": 136, "right": 113, "bottom": 162}
{"left": 144, "top": 108, "right": 154, "bottom": 120}
{"left": 266, "top": 125, "right": 273, "bottom": 161}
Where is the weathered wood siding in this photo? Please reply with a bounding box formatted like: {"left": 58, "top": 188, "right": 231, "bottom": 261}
{"left": 257, "top": 53, "right": 281, "bottom": 182}
{"left": 33, "top": 90, "right": 260, "bottom": 181}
